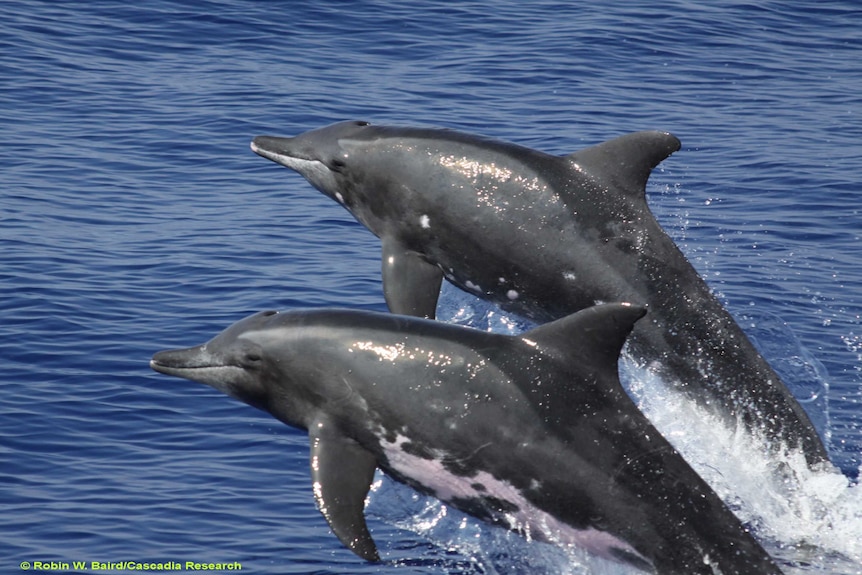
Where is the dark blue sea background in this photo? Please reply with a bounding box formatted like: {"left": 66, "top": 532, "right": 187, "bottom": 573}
{"left": 2, "top": 1, "right": 861, "bottom": 573}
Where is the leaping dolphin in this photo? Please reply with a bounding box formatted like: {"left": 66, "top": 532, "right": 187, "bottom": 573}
{"left": 151, "top": 304, "right": 783, "bottom": 574}
{"left": 250, "top": 121, "right": 829, "bottom": 467}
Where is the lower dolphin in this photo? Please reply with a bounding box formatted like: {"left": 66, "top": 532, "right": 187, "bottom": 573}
{"left": 151, "top": 304, "right": 783, "bottom": 574}
{"left": 250, "top": 121, "right": 829, "bottom": 468}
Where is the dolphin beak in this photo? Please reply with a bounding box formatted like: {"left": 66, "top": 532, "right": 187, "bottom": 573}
{"left": 251, "top": 136, "right": 333, "bottom": 183}
{"left": 251, "top": 136, "right": 296, "bottom": 162}
{"left": 150, "top": 345, "right": 211, "bottom": 376}
{"left": 150, "top": 344, "right": 248, "bottom": 395}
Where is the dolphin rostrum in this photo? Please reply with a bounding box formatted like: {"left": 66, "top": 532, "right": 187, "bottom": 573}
{"left": 151, "top": 304, "right": 783, "bottom": 574}
{"left": 251, "top": 121, "right": 829, "bottom": 467}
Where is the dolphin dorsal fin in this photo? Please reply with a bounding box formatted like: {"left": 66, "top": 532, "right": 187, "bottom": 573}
{"left": 566, "top": 131, "right": 681, "bottom": 199}
{"left": 309, "top": 416, "right": 380, "bottom": 562}
{"left": 523, "top": 303, "right": 647, "bottom": 369}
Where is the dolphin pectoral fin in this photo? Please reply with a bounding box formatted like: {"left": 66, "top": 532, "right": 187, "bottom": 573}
{"left": 381, "top": 237, "right": 443, "bottom": 319}
{"left": 309, "top": 418, "right": 380, "bottom": 562}
{"left": 567, "top": 131, "right": 681, "bottom": 199}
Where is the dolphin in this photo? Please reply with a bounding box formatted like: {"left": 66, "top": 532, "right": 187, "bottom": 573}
{"left": 250, "top": 121, "right": 829, "bottom": 467}
{"left": 151, "top": 304, "right": 783, "bottom": 574}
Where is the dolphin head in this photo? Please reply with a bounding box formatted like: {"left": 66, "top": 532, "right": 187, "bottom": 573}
{"left": 251, "top": 120, "right": 374, "bottom": 208}
{"left": 150, "top": 310, "right": 317, "bottom": 426}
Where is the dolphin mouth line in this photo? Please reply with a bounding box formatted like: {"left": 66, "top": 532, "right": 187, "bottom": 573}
{"left": 149, "top": 359, "right": 238, "bottom": 375}
{"left": 149, "top": 358, "right": 202, "bottom": 373}
{"left": 149, "top": 361, "right": 250, "bottom": 392}
{"left": 149, "top": 358, "right": 207, "bottom": 370}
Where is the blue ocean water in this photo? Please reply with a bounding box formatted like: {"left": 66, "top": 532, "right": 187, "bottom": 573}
{"left": 2, "top": 1, "right": 861, "bottom": 573}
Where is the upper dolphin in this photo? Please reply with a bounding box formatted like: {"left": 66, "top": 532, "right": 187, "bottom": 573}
{"left": 151, "top": 304, "right": 783, "bottom": 574}
{"left": 251, "top": 121, "right": 829, "bottom": 467}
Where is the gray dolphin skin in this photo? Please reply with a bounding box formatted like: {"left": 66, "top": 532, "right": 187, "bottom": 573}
{"left": 250, "top": 121, "right": 829, "bottom": 467}
{"left": 151, "top": 305, "right": 783, "bottom": 574}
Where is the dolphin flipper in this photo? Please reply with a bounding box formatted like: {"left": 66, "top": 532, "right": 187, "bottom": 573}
{"left": 309, "top": 416, "right": 380, "bottom": 562}
{"left": 381, "top": 236, "right": 443, "bottom": 319}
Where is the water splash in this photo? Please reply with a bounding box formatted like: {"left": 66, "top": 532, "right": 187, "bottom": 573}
{"left": 436, "top": 282, "right": 535, "bottom": 334}
{"left": 621, "top": 355, "right": 862, "bottom": 574}
{"left": 741, "top": 307, "right": 832, "bottom": 444}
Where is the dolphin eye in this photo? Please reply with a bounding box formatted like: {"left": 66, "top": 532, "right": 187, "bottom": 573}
{"left": 243, "top": 352, "right": 262, "bottom": 366}
{"left": 354, "top": 121, "right": 369, "bottom": 126}
{"left": 330, "top": 158, "right": 346, "bottom": 172}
